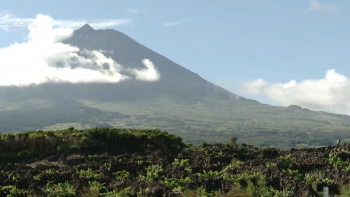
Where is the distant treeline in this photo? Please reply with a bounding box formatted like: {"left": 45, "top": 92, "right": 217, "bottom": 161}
{"left": 0, "top": 127, "right": 186, "bottom": 161}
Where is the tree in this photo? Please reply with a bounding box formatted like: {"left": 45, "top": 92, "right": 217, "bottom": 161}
{"left": 230, "top": 136, "right": 238, "bottom": 149}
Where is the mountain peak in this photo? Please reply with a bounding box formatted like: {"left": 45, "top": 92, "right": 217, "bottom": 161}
{"left": 77, "top": 24, "right": 94, "bottom": 32}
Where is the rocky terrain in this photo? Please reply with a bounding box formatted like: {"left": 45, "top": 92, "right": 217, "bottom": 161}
{"left": 1, "top": 128, "right": 350, "bottom": 196}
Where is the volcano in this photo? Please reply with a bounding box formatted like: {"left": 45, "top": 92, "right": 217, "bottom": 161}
{"left": 1, "top": 24, "right": 350, "bottom": 149}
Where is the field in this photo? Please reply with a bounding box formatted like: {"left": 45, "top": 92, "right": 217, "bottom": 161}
{"left": 1, "top": 97, "right": 350, "bottom": 150}
{"left": 2, "top": 128, "right": 350, "bottom": 196}
{"left": 78, "top": 97, "right": 350, "bottom": 150}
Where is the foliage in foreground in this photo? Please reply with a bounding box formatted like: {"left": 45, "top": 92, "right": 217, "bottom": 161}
{"left": 2, "top": 128, "right": 350, "bottom": 196}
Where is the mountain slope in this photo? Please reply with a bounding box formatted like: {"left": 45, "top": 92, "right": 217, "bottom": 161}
{"left": 0, "top": 24, "right": 350, "bottom": 149}
{"left": 60, "top": 24, "right": 237, "bottom": 102}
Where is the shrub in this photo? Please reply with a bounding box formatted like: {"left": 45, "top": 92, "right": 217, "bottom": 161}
{"left": 327, "top": 153, "right": 350, "bottom": 173}
{"left": 265, "top": 162, "right": 276, "bottom": 168}
{"left": 104, "top": 163, "right": 111, "bottom": 169}
{"left": 45, "top": 181, "right": 74, "bottom": 196}
{"left": 87, "top": 181, "right": 107, "bottom": 196}
{"left": 172, "top": 158, "right": 192, "bottom": 172}
{"left": 230, "top": 136, "right": 238, "bottom": 149}
{"left": 223, "top": 171, "right": 262, "bottom": 184}
{"left": 100, "top": 187, "right": 131, "bottom": 197}
{"left": 282, "top": 169, "right": 303, "bottom": 180}
{"left": 160, "top": 177, "right": 191, "bottom": 190}
{"left": 140, "top": 165, "right": 163, "bottom": 182}
{"left": 305, "top": 170, "right": 334, "bottom": 191}
{"left": 277, "top": 154, "right": 292, "bottom": 167}
{"left": 237, "top": 145, "right": 245, "bottom": 152}
{"left": 197, "top": 170, "right": 223, "bottom": 179}
{"left": 259, "top": 146, "right": 272, "bottom": 151}
{"left": 113, "top": 170, "right": 131, "bottom": 181}
{"left": 79, "top": 168, "right": 102, "bottom": 179}
{"left": 244, "top": 177, "right": 291, "bottom": 197}
{"left": 1, "top": 185, "right": 28, "bottom": 196}
{"left": 200, "top": 141, "right": 210, "bottom": 148}
{"left": 223, "top": 158, "right": 244, "bottom": 172}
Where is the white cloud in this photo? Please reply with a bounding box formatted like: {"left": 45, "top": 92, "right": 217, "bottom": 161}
{"left": 0, "top": 25, "right": 9, "bottom": 32}
{"left": 0, "top": 12, "right": 131, "bottom": 32}
{"left": 240, "top": 69, "right": 350, "bottom": 115}
{"left": 0, "top": 14, "right": 160, "bottom": 86}
{"left": 164, "top": 19, "right": 193, "bottom": 27}
{"left": 132, "top": 59, "right": 160, "bottom": 81}
{"left": 308, "top": 0, "right": 339, "bottom": 12}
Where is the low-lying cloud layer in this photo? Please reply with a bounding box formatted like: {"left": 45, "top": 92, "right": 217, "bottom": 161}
{"left": 0, "top": 14, "right": 160, "bottom": 86}
{"left": 240, "top": 69, "right": 350, "bottom": 115}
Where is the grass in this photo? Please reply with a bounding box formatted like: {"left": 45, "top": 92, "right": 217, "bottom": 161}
{"left": 2, "top": 95, "right": 350, "bottom": 150}
{"left": 76, "top": 97, "right": 350, "bottom": 149}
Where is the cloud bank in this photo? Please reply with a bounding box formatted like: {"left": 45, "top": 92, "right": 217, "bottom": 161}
{"left": 308, "top": 0, "right": 339, "bottom": 12}
{"left": 0, "top": 14, "right": 160, "bottom": 86}
{"left": 240, "top": 69, "right": 350, "bottom": 115}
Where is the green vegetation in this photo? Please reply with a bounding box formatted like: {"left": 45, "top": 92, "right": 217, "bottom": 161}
{"left": 139, "top": 165, "right": 164, "bottom": 183}
{"left": 113, "top": 170, "right": 131, "bottom": 181}
{"left": 265, "top": 162, "right": 276, "bottom": 168}
{"left": 1, "top": 127, "right": 350, "bottom": 196}
{"left": 241, "top": 177, "right": 291, "bottom": 197}
{"left": 86, "top": 181, "right": 107, "bottom": 196}
{"left": 45, "top": 181, "right": 75, "bottom": 196}
{"left": 197, "top": 170, "right": 223, "bottom": 179}
{"left": 230, "top": 136, "right": 238, "bottom": 149}
{"left": 100, "top": 187, "right": 132, "bottom": 197}
{"left": 325, "top": 153, "right": 350, "bottom": 171}
{"left": 282, "top": 169, "right": 303, "bottom": 180}
{"left": 172, "top": 158, "right": 192, "bottom": 172}
{"left": 1, "top": 185, "right": 28, "bottom": 196}
{"left": 223, "top": 171, "right": 262, "bottom": 183}
{"left": 223, "top": 158, "right": 244, "bottom": 172}
{"left": 0, "top": 127, "right": 185, "bottom": 162}
{"left": 79, "top": 168, "right": 102, "bottom": 179}
{"left": 277, "top": 154, "right": 293, "bottom": 167}
{"left": 76, "top": 97, "right": 350, "bottom": 150}
{"left": 2, "top": 95, "right": 350, "bottom": 150}
{"left": 160, "top": 177, "right": 192, "bottom": 190}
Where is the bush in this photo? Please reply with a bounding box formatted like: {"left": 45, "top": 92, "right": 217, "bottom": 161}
{"left": 230, "top": 136, "right": 238, "bottom": 149}
{"left": 172, "top": 158, "right": 191, "bottom": 172}
{"left": 45, "top": 181, "right": 75, "bottom": 196}
{"left": 223, "top": 158, "right": 244, "bottom": 172}
{"left": 139, "top": 165, "right": 163, "bottom": 182}
{"left": 277, "top": 154, "right": 292, "bottom": 167}
{"left": 282, "top": 169, "right": 303, "bottom": 180}
{"left": 79, "top": 168, "right": 102, "bottom": 179}
{"left": 197, "top": 170, "right": 223, "bottom": 179}
{"left": 113, "top": 170, "right": 131, "bottom": 181}
{"left": 1, "top": 185, "right": 28, "bottom": 196}
{"left": 160, "top": 177, "right": 191, "bottom": 190}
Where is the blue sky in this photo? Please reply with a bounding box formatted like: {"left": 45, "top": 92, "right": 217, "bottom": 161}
{"left": 1, "top": 0, "right": 350, "bottom": 114}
